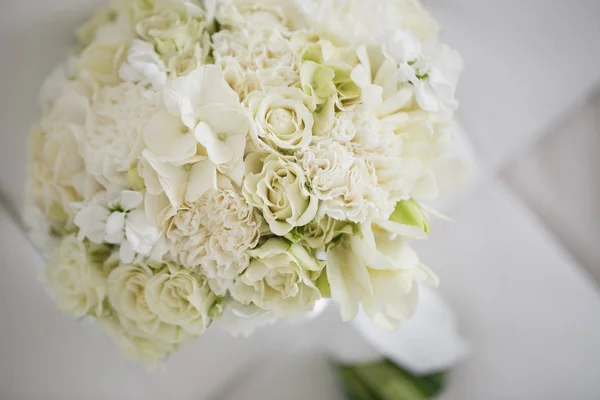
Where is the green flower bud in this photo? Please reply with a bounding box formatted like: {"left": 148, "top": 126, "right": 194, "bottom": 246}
{"left": 389, "top": 199, "right": 430, "bottom": 234}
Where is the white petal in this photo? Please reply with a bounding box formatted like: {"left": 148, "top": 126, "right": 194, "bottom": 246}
{"left": 143, "top": 150, "right": 188, "bottom": 208}
{"left": 194, "top": 121, "right": 241, "bottom": 165}
{"left": 361, "top": 84, "right": 384, "bottom": 110}
{"left": 105, "top": 212, "right": 126, "bottom": 244}
{"left": 185, "top": 160, "right": 217, "bottom": 204}
{"left": 144, "top": 110, "right": 198, "bottom": 164}
{"left": 326, "top": 245, "right": 371, "bottom": 322}
{"left": 125, "top": 210, "right": 161, "bottom": 256}
{"left": 119, "top": 190, "right": 143, "bottom": 211}
{"left": 119, "top": 241, "right": 135, "bottom": 264}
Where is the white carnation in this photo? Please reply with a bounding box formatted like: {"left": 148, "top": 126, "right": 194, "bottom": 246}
{"left": 212, "top": 28, "right": 300, "bottom": 99}
{"left": 349, "top": 113, "right": 421, "bottom": 203}
{"left": 78, "top": 82, "right": 161, "bottom": 187}
{"left": 300, "top": 141, "right": 392, "bottom": 223}
{"left": 163, "top": 181, "right": 262, "bottom": 295}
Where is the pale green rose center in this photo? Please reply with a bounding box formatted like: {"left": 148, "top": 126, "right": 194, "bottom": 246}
{"left": 265, "top": 267, "right": 301, "bottom": 298}
{"left": 266, "top": 108, "right": 296, "bottom": 137}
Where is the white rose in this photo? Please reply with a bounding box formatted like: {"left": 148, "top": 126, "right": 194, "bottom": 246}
{"left": 231, "top": 238, "right": 323, "bottom": 316}
{"left": 326, "top": 219, "right": 438, "bottom": 330}
{"left": 145, "top": 263, "right": 221, "bottom": 335}
{"left": 78, "top": 81, "right": 161, "bottom": 187}
{"left": 45, "top": 235, "right": 109, "bottom": 318}
{"left": 246, "top": 87, "right": 314, "bottom": 154}
{"left": 296, "top": 216, "right": 354, "bottom": 251}
{"left": 97, "top": 316, "right": 177, "bottom": 370}
{"left": 300, "top": 141, "right": 393, "bottom": 223}
{"left": 243, "top": 153, "right": 318, "bottom": 235}
{"left": 107, "top": 262, "right": 191, "bottom": 344}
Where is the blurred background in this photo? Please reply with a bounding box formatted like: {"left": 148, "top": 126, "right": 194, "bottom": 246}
{"left": 1, "top": 0, "right": 599, "bottom": 399}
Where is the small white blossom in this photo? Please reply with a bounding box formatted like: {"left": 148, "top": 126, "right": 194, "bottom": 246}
{"left": 74, "top": 186, "right": 162, "bottom": 263}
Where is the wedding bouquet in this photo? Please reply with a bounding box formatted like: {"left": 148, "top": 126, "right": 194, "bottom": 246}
{"left": 25, "top": 0, "right": 464, "bottom": 369}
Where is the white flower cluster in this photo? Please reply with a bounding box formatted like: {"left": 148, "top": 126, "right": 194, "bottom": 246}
{"left": 25, "top": 0, "right": 465, "bottom": 368}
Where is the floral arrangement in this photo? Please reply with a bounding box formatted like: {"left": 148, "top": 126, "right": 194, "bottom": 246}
{"left": 25, "top": 0, "right": 464, "bottom": 368}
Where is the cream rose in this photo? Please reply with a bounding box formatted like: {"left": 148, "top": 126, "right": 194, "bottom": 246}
{"left": 145, "top": 263, "right": 221, "bottom": 336}
{"left": 231, "top": 238, "right": 323, "bottom": 316}
{"left": 246, "top": 87, "right": 314, "bottom": 154}
{"left": 107, "top": 262, "right": 190, "bottom": 343}
{"left": 243, "top": 153, "right": 318, "bottom": 235}
{"left": 45, "top": 235, "right": 109, "bottom": 318}
{"left": 296, "top": 216, "right": 354, "bottom": 251}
